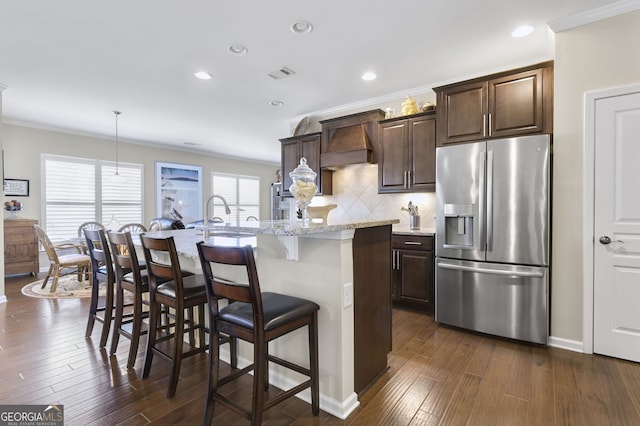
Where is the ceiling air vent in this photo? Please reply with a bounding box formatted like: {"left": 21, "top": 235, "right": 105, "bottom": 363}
{"left": 268, "top": 67, "right": 295, "bottom": 80}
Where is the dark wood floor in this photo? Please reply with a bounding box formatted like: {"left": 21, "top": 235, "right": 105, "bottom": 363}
{"left": 2, "top": 273, "right": 640, "bottom": 425}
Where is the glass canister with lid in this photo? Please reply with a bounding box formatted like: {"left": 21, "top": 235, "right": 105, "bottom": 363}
{"left": 288, "top": 157, "right": 317, "bottom": 225}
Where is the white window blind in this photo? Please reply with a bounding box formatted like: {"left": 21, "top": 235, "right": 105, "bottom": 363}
{"left": 42, "top": 154, "right": 143, "bottom": 241}
{"left": 211, "top": 173, "right": 260, "bottom": 223}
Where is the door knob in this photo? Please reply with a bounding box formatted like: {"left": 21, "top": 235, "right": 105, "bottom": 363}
{"left": 599, "top": 235, "right": 623, "bottom": 245}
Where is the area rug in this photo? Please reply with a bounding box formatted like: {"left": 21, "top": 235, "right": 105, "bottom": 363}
{"left": 21, "top": 274, "right": 106, "bottom": 299}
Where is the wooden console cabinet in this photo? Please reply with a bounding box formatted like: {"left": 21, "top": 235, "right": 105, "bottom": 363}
{"left": 4, "top": 219, "right": 39, "bottom": 276}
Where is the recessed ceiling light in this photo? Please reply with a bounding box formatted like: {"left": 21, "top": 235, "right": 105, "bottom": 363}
{"left": 269, "top": 100, "right": 284, "bottom": 107}
{"left": 362, "top": 71, "right": 377, "bottom": 81}
{"left": 194, "top": 71, "right": 212, "bottom": 80}
{"left": 228, "top": 43, "right": 248, "bottom": 56}
{"left": 291, "top": 20, "right": 313, "bottom": 34}
{"left": 512, "top": 25, "right": 534, "bottom": 38}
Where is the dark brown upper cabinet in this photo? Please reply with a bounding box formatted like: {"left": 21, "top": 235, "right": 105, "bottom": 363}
{"left": 378, "top": 111, "right": 436, "bottom": 193}
{"left": 435, "top": 61, "right": 553, "bottom": 146}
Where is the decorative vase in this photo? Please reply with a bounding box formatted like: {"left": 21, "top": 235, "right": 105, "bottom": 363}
{"left": 4, "top": 201, "right": 24, "bottom": 220}
{"left": 288, "top": 157, "right": 317, "bottom": 226}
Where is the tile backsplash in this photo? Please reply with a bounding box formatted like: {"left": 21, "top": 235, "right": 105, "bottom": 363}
{"left": 308, "top": 163, "right": 436, "bottom": 230}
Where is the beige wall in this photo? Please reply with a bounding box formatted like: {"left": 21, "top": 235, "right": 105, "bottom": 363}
{"left": 1, "top": 122, "right": 278, "bottom": 234}
{"left": 552, "top": 10, "right": 640, "bottom": 341}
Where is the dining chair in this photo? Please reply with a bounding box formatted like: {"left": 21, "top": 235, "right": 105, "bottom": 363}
{"left": 77, "top": 221, "right": 104, "bottom": 238}
{"left": 84, "top": 228, "right": 122, "bottom": 348}
{"left": 139, "top": 234, "right": 214, "bottom": 398}
{"left": 197, "top": 242, "right": 319, "bottom": 425}
{"left": 33, "top": 224, "right": 91, "bottom": 293}
{"left": 117, "top": 223, "right": 147, "bottom": 234}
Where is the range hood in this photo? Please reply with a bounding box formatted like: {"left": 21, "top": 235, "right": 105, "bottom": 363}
{"left": 320, "top": 109, "right": 385, "bottom": 169}
{"left": 321, "top": 124, "right": 373, "bottom": 168}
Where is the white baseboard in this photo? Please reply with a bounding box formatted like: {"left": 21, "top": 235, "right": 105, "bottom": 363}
{"left": 549, "top": 335, "right": 584, "bottom": 353}
{"left": 218, "top": 347, "right": 359, "bottom": 420}
{"left": 0, "top": 295, "right": 7, "bottom": 304}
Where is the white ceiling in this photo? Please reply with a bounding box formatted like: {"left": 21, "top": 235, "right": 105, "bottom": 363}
{"left": 0, "top": 0, "right": 621, "bottom": 164}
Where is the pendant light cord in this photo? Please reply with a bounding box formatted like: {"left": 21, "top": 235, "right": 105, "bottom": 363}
{"left": 113, "top": 110, "right": 121, "bottom": 175}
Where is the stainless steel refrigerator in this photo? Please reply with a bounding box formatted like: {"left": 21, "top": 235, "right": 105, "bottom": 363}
{"left": 435, "top": 134, "right": 550, "bottom": 344}
{"left": 270, "top": 183, "right": 290, "bottom": 220}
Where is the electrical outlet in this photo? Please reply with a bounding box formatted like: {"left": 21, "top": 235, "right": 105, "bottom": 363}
{"left": 343, "top": 283, "right": 353, "bottom": 308}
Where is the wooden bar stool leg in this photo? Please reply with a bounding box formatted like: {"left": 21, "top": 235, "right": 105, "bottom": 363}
{"left": 186, "top": 306, "right": 196, "bottom": 347}
{"left": 252, "top": 339, "right": 266, "bottom": 426}
{"left": 167, "top": 305, "right": 185, "bottom": 398}
{"left": 109, "top": 284, "right": 125, "bottom": 355}
{"left": 198, "top": 304, "right": 206, "bottom": 349}
{"left": 203, "top": 327, "right": 221, "bottom": 425}
{"left": 142, "top": 297, "right": 159, "bottom": 379}
{"left": 310, "top": 312, "right": 320, "bottom": 414}
{"left": 127, "top": 291, "right": 145, "bottom": 369}
{"left": 85, "top": 274, "right": 100, "bottom": 338}
{"left": 99, "top": 278, "right": 114, "bottom": 348}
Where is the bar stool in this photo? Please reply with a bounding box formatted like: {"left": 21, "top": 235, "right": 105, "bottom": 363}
{"left": 140, "top": 234, "right": 230, "bottom": 398}
{"left": 197, "top": 242, "right": 320, "bottom": 425}
{"left": 107, "top": 230, "right": 151, "bottom": 369}
{"left": 84, "top": 228, "right": 120, "bottom": 348}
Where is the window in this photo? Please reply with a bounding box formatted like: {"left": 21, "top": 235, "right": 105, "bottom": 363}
{"left": 211, "top": 173, "right": 260, "bottom": 223}
{"left": 42, "top": 154, "right": 143, "bottom": 241}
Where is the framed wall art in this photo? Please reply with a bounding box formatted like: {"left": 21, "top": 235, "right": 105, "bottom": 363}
{"left": 155, "top": 162, "right": 202, "bottom": 224}
{"left": 4, "top": 179, "right": 30, "bottom": 196}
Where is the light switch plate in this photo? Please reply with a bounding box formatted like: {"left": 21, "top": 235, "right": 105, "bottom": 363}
{"left": 343, "top": 283, "right": 353, "bottom": 308}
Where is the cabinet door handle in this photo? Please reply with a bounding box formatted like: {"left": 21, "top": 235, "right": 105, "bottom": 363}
{"left": 396, "top": 250, "right": 401, "bottom": 270}
{"left": 404, "top": 241, "right": 422, "bottom": 246}
{"left": 483, "top": 114, "right": 487, "bottom": 137}
{"left": 392, "top": 249, "right": 396, "bottom": 269}
{"left": 488, "top": 113, "right": 492, "bottom": 137}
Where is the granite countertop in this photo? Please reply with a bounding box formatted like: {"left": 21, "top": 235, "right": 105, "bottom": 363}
{"left": 392, "top": 225, "right": 435, "bottom": 236}
{"left": 142, "top": 219, "right": 400, "bottom": 259}
{"left": 196, "top": 218, "right": 400, "bottom": 236}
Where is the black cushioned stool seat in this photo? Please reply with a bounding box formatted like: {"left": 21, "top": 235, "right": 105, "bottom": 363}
{"left": 220, "top": 292, "right": 319, "bottom": 331}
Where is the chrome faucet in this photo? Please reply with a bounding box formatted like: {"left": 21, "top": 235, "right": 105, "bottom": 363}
{"left": 203, "top": 195, "right": 231, "bottom": 239}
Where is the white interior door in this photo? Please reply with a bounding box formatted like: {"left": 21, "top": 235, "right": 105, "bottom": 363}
{"left": 593, "top": 91, "right": 640, "bottom": 362}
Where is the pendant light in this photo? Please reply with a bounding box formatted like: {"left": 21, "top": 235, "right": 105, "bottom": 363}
{"left": 109, "top": 110, "right": 126, "bottom": 184}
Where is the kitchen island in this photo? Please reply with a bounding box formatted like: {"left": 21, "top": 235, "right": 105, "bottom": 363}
{"left": 144, "top": 218, "right": 398, "bottom": 419}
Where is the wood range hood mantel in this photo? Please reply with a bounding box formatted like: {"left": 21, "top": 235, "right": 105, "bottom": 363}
{"left": 320, "top": 109, "right": 385, "bottom": 169}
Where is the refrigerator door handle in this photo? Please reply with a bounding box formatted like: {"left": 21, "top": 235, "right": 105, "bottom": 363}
{"left": 486, "top": 150, "right": 494, "bottom": 251}
{"left": 437, "top": 261, "right": 544, "bottom": 278}
{"left": 478, "top": 152, "right": 486, "bottom": 251}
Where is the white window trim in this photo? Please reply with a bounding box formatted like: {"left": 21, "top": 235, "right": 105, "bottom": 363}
{"left": 41, "top": 153, "right": 144, "bottom": 240}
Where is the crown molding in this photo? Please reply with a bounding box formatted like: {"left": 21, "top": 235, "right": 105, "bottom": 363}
{"left": 548, "top": 0, "right": 640, "bottom": 33}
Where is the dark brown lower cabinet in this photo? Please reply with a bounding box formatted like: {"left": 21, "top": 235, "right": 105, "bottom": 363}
{"left": 392, "top": 234, "right": 434, "bottom": 314}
